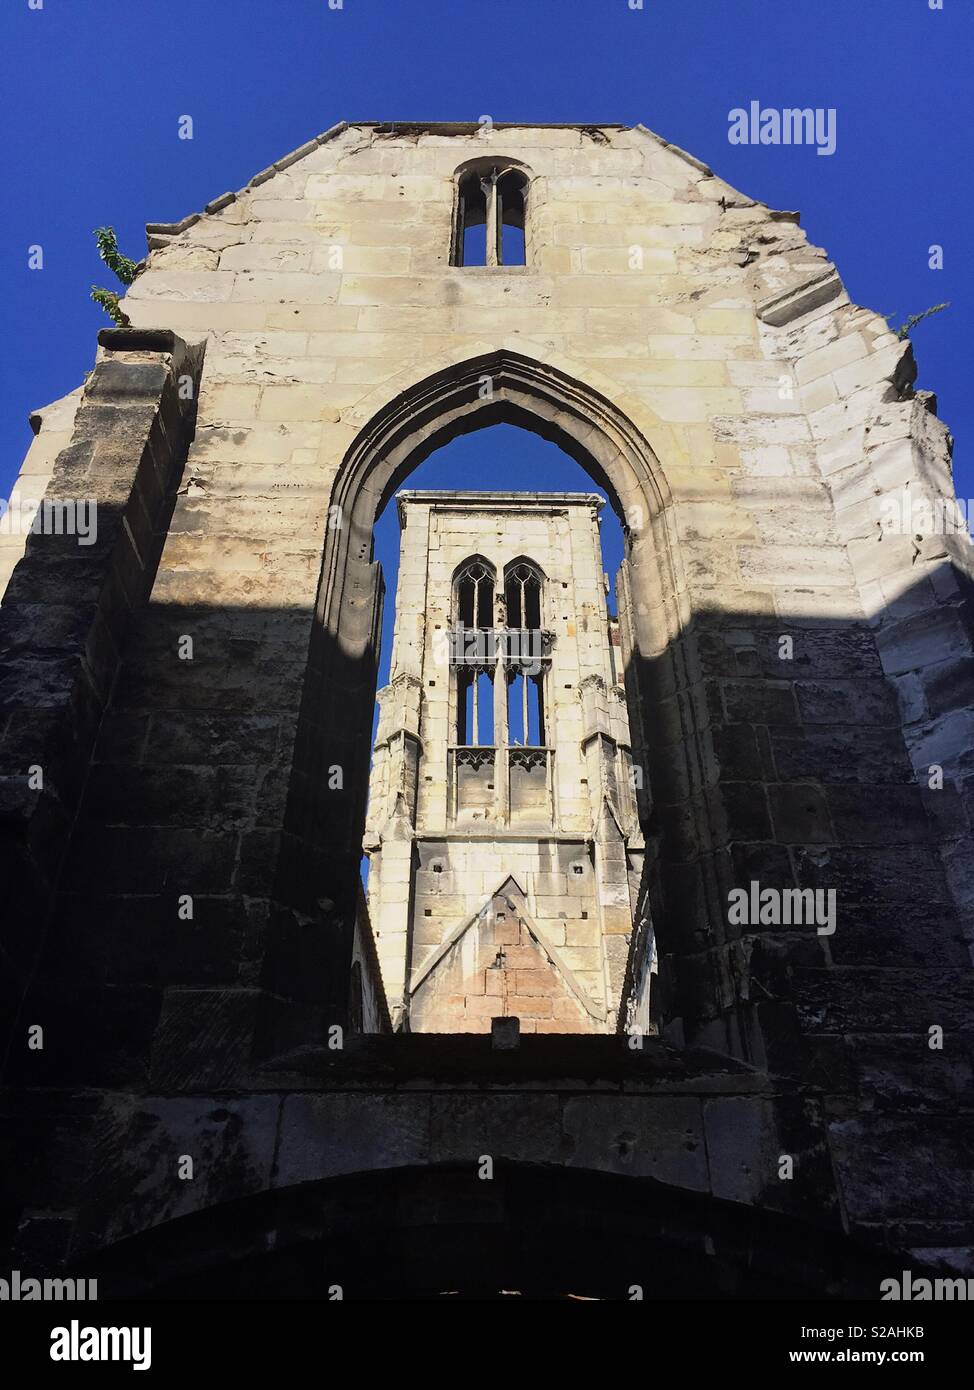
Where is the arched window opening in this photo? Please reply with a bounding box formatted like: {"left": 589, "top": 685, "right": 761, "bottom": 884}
{"left": 457, "top": 668, "right": 494, "bottom": 746}
{"left": 504, "top": 559, "right": 543, "bottom": 629}
{"left": 361, "top": 420, "right": 644, "bottom": 1037}
{"left": 453, "top": 164, "right": 530, "bottom": 268}
{"left": 497, "top": 169, "right": 527, "bottom": 266}
{"left": 507, "top": 670, "right": 545, "bottom": 747}
{"left": 454, "top": 556, "right": 495, "bottom": 629}
{"left": 458, "top": 174, "right": 488, "bottom": 266}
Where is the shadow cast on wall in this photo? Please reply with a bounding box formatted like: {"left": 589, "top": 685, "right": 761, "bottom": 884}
{"left": 74, "top": 1161, "right": 909, "bottom": 1301}
{"left": 1, "top": 337, "right": 972, "bottom": 1284}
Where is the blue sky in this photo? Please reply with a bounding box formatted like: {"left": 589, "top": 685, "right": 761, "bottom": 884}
{"left": 2, "top": 0, "right": 970, "bottom": 675}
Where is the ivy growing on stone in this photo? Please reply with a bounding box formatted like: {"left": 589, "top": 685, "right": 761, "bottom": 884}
{"left": 90, "top": 226, "right": 138, "bottom": 325}
{"left": 90, "top": 286, "right": 128, "bottom": 326}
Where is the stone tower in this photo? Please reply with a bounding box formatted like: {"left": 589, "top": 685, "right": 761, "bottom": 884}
{"left": 365, "top": 491, "right": 650, "bottom": 1033}
{"left": 1, "top": 122, "right": 972, "bottom": 1296}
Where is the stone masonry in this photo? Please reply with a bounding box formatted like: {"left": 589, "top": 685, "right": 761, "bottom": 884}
{"left": 1, "top": 122, "right": 972, "bottom": 1293}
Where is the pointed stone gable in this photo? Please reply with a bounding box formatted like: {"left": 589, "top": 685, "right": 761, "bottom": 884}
{"left": 410, "top": 877, "right": 603, "bottom": 1034}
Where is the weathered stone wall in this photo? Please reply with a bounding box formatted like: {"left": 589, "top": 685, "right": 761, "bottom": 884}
{"left": 0, "top": 330, "right": 202, "bottom": 1049}
{"left": 1, "top": 122, "right": 972, "bottom": 1284}
{"left": 0, "top": 387, "right": 83, "bottom": 601}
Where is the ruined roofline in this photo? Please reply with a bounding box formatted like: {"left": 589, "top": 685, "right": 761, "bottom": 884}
{"left": 351, "top": 121, "right": 629, "bottom": 132}
{"left": 143, "top": 119, "right": 717, "bottom": 248}
{"left": 396, "top": 490, "right": 605, "bottom": 529}
{"left": 145, "top": 121, "right": 351, "bottom": 242}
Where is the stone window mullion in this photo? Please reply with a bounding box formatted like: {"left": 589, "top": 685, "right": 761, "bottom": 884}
{"left": 484, "top": 176, "right": 501, "bottom": 268}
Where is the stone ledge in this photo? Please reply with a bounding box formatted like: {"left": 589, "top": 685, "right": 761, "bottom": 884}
{"left": 255, "top": 1032, "right": 779, "bottom": 1093}
{"left": 758, "top": 268, "right": 844, "bottom": 327}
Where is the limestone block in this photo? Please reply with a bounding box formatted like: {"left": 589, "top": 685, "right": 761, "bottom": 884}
{"left": 314, "top": 244, "right": 413, "bottom": 275}
{"left": 579, "top": 246, "right": 678, "bottom": 275}
{"left": 149, "top": 244, "right": 221, "bottom": 272}
{"left": 221, "top": 330, "right": 311, "bottom": 357}
{"left": 634, "top": 387, "right": 743, "bottom": 423}
{"left": 218, "top": 245, "right": 312, "bottom": 274}
{"left": 265, "top": 305, "right": 362, "bottom": 331}
{"left": 231, "top": 272, "right": 340, "bottom": 304}
{"left": 181, "top": 224, "right": 252, "bottom": 251}
{"left": 250, "top": 220, "right": 335, "bottom": 244}
{"left": 647, "top": 334, "right": 753, "bottom": 361}
{"left": 831, "top": 342, "right": 910, "bottom": 397}
{"left": 192, "top": 422, "right": 321, "bottom": 465}
{"left": 124, "top": 301, "right": 271, "bottom": 333}
{"left": 199, "top": 383, "right": 262, "bottom": 422}
{"left": 695, "top": 308, "right": 757, "bottom": 336}
{"left": 798, "top": 375, "right": 839, "bottom": 414}
{"left": 738, "top": 544, "right": 854, "bottom": 587}
{"left": 246, "top": 173, "right": 306, "bottom": 202}
{"left": 714, "top": 415, "right": 811, "bottom": 447}
{"left": 875, "top": 608, "right": 971, "bottom": 678}
{"left": 257, "top": 386, "right": 347, "bottom": 422}
{"left": 556, "top": 276, "right": 674, "bottom": 308}
{"left": 808, "top": 387, "right": 883, "bottom": 442}
{"left": 312, "top": 198, "right": 429, "bottom": 225}
{"left": 125, "top": 272, "right": 236, "bottom": 303}
{"left": 305, "top": 173, "right": 448, "bottom": 203}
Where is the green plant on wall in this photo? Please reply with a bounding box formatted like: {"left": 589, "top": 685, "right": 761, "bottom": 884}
{"left": 885, "top": 302, "right": 950, "bottom": 341}
{"left": 90, "top": 226, "right": 138, "bottom": 325}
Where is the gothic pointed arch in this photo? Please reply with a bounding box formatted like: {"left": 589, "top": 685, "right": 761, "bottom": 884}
{"left": 503, "top": 555, "right": 546, "bottom": 630}
{"left": 270, "top": 346, "right": 721, "bottom": 1052}
{"left": 452, "top": 553, "right": 496, "bottom": 629}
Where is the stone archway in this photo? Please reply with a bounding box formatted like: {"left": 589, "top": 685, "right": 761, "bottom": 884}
{"left": 76, "top": 1161, "right": 896, "bottom": 1300}
{"left": 265, "top": 348, "right": 723, "bottom": 1050}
